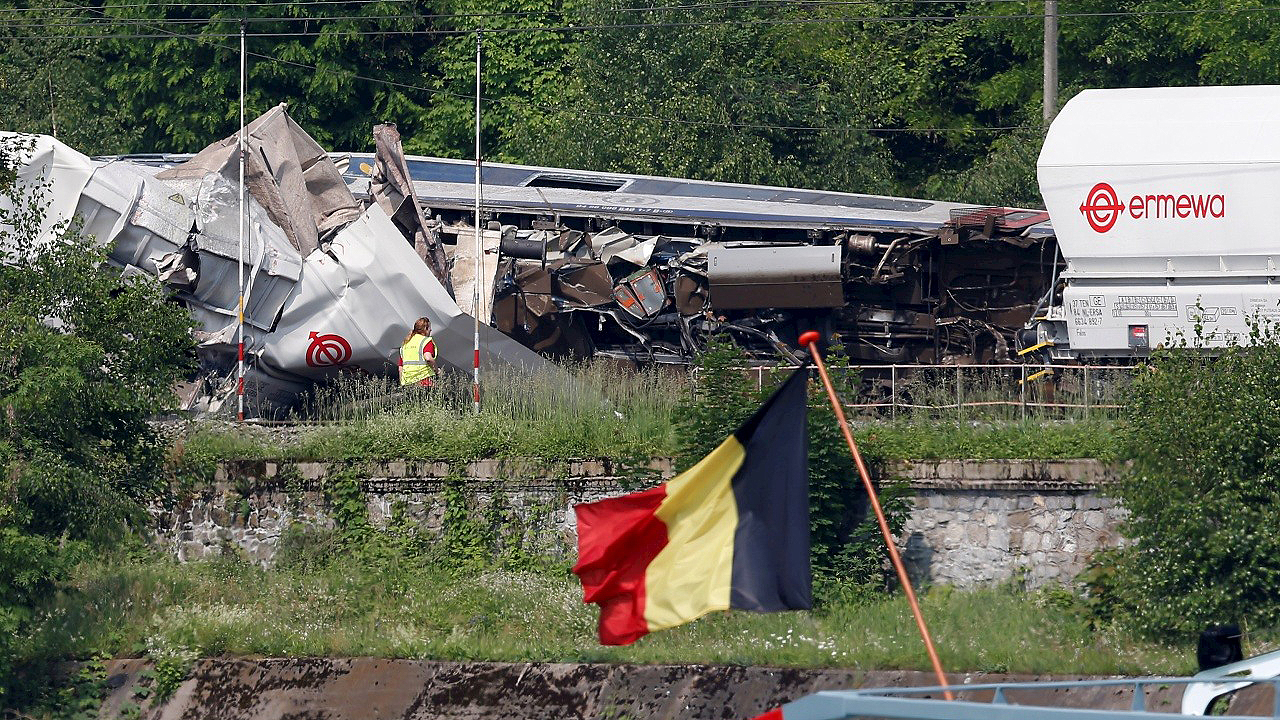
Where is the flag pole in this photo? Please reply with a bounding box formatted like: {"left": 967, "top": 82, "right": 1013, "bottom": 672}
{"left": 798, "top": 331, "right": 953, "bottom": 701}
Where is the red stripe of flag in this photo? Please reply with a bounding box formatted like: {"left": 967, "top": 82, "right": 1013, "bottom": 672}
{"left": 572, "top": 484, "right": 669, "bottom": 645}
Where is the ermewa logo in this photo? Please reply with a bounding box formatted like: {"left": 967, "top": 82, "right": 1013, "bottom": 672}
{"left": 306, "top": 331, "right": 352, "bottom": 367}
{"left": 1079, "top": 182, "right": 1225, "bottom": 234}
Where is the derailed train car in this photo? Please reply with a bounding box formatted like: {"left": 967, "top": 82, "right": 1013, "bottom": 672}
{"left": 334, "top": 154, "right": 1060, "bottom": 365}
{"left": 4, "top": 108, "right": 556, "bottom": 417}
{"left": 11, "top": 102, "right": 1064, "bottom": 421}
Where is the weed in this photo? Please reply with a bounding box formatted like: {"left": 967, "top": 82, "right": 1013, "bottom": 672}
{"left": 152, "top": 653, "right": 191, "bottom": 702}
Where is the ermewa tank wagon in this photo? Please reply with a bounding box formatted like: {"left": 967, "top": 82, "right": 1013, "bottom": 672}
{"left": 1032, "top": 85, "right": 1280, "bottom": 360}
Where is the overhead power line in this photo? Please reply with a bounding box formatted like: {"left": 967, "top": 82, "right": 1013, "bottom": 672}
{"left": 4, "top": 2, "right": 1279, "bottom": 36}
{"left": 0, "top": 0, "right": 1083, "bottom": 17}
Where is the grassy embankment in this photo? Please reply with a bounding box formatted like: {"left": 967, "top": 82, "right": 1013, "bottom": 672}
{"left": 27, "top": 551, "right": 1195, "bottom": 677}
{"left": 180, "top": 363, "right": 1122, "bottom": 463}
{"left": 16, "top": 363, "right": 1153, "bottom": 685}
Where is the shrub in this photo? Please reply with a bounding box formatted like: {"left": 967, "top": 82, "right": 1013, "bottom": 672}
{"left": 0, "top": 134, "right": 194, "bottom": 701}
{"left": 676, "top": 335, "right": 908, "bottom": 601}
{"left": 1108, "top": 319, "right": 1280, "bottom": 636}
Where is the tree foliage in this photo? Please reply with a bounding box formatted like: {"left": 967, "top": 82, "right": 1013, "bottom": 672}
{"left": 4, "top": 2, "right": 1280, "bottom": 202}
{"left": 0, "top": 135, "right": 194, "bottom": 699}
{"left": 677, "top": 335, "right": 907, "bottom": 599}
{"left": 1108, "top": 320, "right": 1280, "bottom": 637}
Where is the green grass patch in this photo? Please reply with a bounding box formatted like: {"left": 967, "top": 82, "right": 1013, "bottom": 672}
{"left": 856, "top": 418, "right": 1120, "bottom": 462}
{"left": 186, "top": 363, "right": 686, "bottom": 462}
{"left": 20, "top": 550, "right": 1191, "bottom": 676}
{"left": 182, "top": 363, "right": 1119, "bottom": 464}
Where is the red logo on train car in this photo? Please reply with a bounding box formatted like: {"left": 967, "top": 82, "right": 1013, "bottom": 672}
{"left": 306, "top": 331, "right": 352, "bottom": 367}
{"left": 1080, "top": 182, "right": 1225, "bottom": 234}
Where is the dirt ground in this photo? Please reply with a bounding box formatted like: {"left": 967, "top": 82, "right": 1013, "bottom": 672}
{"left": 97, "top": 657, "right": 1273, "bottom": 720}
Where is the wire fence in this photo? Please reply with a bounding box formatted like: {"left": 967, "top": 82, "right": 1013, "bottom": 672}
{"left": 740, "top": 363, "right": 1138, "bottom": 422}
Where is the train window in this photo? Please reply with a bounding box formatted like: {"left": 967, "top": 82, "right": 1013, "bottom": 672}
{"left": 525, "top": 174, "right": 627, "bottom": 191}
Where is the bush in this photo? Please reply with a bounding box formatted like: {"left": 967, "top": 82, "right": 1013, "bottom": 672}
{"left": 1107, "top": 319, "right": 1280, "bottom": 637}
{"left": 0, "top": 134, "right": 194, "bottom": 701}
{"left": 676, "top": 335, "right": 908, "bottom": 601}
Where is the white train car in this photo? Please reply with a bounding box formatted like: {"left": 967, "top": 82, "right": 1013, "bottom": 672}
{"left": 1034, "top": 85, "right": 1280, "bottom": 359}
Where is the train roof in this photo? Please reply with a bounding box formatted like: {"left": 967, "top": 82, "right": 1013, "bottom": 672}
{"left": 106, "top": 151, "right": 1056, "bottom": 237}
{"left": 338, "top": 153, "right": 1055, "bottom": 237}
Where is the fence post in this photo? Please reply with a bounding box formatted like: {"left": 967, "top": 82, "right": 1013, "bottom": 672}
{"left": 956, "top": 365, "right": 962, "bottom": 422}
{"left": 757, "top": 366, "right": 762, "bottom": 392}
{"left": 891, "top": 365, "right": 897, "bottom": 420}
{"left": 1021, "top": 363, "right": 1027, "bottom": 422}
{"left": 1083, "top": 365, "right": 1090, "bottom": 418}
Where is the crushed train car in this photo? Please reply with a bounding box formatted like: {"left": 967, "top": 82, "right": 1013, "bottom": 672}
{"left": 4, "top": 105, "right": 1062, "bottom": 420}
{"left": 1, "top": 106, "right": 554, "bottom": 416}
{"left": 330, "top": 153, "right": 1061, "bottom": 365}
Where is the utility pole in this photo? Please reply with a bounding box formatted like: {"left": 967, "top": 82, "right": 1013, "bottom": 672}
{"left": 237, "top": 18, "right": 247, "bottom": 422}
{"left": 1043, "top": 0, "right": 1058, "bottom": 125}
{"left": 472, "top": 28, "right": 482, "bottom": 414}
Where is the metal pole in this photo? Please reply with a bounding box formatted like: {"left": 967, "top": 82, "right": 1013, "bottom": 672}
{"left": 236, "top": 18, "right": 246, "bottom": 422}
{"left": 799, "top": 332, "right": 953, "bottom": 701}
{"left": 890, "top": 364, "right": 897, "bottom": 420}
{"left": 1021, "top": 363, "right": 1027, "bottom": 422}
{"left": 1083, "top": 364, "right": 1090, "bottom": 418}
{"left": 1044, "top": 0, "right": 1059, "bottom": 124}
{"left": 956, "top": 365, "right": 962, "bottom": 421}
{"left": 472, "top": 29, "right": 482, "bottom": 414}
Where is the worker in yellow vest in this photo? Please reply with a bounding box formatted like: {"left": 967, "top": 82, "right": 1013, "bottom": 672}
{"left": 399, "top": 316, "right": 437, "bottom": 388}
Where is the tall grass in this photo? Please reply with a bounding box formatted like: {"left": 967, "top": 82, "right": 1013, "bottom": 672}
{"left": 182, "top": 362, "right": 1120, "bottom": 463}
{"left": 21, "top": 551, "right": 1196, "bottom": 676}
{"left": 185, "top": 362, "right": 687, "bottom": 462}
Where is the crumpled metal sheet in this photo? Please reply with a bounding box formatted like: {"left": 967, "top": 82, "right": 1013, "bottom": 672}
{"left": 0, "top": 132, "right": 96, "bottom": 256}
{"left": 156, "top": 103, "right": 362, "bottom": 255}
{"left": 5, "top": 108, "right": 561, "bottom": 414}
{"left": 186, "top": 171, "right": 303, "bottom": 331}
{"left": 604, "top": 235, "right": 657, "bottom": 268}
{"left": 555, "top": 261, "right": 613, "bottom": 307}
{"left": 259, "top": 204, "right": 548, "bottom": 379}
{"left": 73, "top": 160, "right": 193, "bottom": 274}
{"left": 370, "top": 123, "right": 452, "bottom": 292}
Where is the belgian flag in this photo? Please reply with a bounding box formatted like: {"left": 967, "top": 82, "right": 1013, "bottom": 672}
{"left": 572, "top": 366, "right": 811, "bottom": 645}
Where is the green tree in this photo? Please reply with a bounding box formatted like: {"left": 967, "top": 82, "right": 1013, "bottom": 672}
{"left": 94, "top": 1, "right": 441, "bottom": 153}
{"left": 0, "top": 2, "right": 142, "bottom": 153}
{"left": 0, "top": 1, "right": 577, "bottom": 158}
{"left": 503, "top": 1, "right": 900, "bottom": 193}
{"left": 1110, "top": 320, "right": 1280, "bottom": 636}
{"left": 0, "top": 135, "right": 194, "bottom": 699}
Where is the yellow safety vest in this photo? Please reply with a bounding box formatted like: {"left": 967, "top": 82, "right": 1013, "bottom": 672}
{"left": 399, "top": 333, "right": 436, "bottom": 385}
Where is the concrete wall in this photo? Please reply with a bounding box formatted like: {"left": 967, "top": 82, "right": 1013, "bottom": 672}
{"left": 154, "top": 458, "right": 1126, "bottom": 588}
{"left": 99, "top": 657, "right": 1242, "bottom": 720}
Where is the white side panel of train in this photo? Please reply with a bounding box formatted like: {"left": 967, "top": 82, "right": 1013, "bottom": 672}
{"left": 1040, "top": 86, "right": 1280, "bottom": 272}
{"left": 1063, "top": 283, "right": 1280, "bottom": 351}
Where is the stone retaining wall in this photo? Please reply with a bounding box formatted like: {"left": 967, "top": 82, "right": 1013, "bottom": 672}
{"left": 156, "top": 458, "right": 673, "bottom": 565}
{"left": 155, "top": 458, "right": 1126, "bottom": 588}
{"left": 890, "top": 459, "right": 1127, "bottom": 588}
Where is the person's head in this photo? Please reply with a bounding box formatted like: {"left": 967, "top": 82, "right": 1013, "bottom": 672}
{"left": 405, "top": 316, "right": 431, "bottom": 343}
